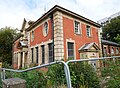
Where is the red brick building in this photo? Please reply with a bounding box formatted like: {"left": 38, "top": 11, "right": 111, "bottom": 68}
{"left": 101, "top": 39, "right": 120, "bottom": 57}
{"left": 13, "top": 5, "right": 101, "bottom": 69}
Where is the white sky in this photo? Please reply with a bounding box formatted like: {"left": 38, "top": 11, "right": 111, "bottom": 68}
{"left": 0, "top": 0, "right": 120, "bottom": 29}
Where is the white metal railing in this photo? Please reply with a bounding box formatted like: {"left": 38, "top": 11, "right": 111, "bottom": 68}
{"left": 0, "top": 56, "right": 120, "bottom": 88}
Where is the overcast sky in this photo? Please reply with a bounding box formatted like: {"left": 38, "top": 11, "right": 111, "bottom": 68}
{"left": 0, "top": 0, "right": 120, "bottom": 29}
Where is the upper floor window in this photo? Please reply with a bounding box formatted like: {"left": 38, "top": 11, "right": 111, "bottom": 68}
{"left": 67, "top": 42, "right": 74, "bottom": 59}
{"left": 43, "top": 22, "right": 49, "bottom": 36}
{"left": 86, "top": 25, "right": 91, "bottom": 37}
{"left": 31, "top": 31, "right": 34, "bottom": 41}
{"left": 74, "top": 21, "right": 80, "bottom": 34}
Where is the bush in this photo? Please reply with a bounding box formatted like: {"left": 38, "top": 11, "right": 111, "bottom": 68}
{"left": 47, "top": 63, "right": 66, "bottom": 87}
{"left": 47, "top": 62, "right": 100, "bottom": 88}
{"left": 0, "top": 61, "right": 100, "bottom": 88}
{"left": 4, "top": 70, "right": 47, "bottom": 88}
{"left": 101, "top": 60, "right": 120, "bottom": 88}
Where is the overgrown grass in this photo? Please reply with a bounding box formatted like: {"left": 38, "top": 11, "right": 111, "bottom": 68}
{"left": 1, "top": 59, "right": 120, "bottom": 88}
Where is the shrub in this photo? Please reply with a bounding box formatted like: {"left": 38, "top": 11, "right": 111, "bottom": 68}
{"left": 47, "top": 62, "right": 100, "bottom": 88}
{"left": 5, "top": 70, "right": 47, "bottom": 88}
{"left": 101, "top": 60, "right": 120, "bottom": 88}
{"left": 47, "top": 63, "right": 66, "bottom": 87}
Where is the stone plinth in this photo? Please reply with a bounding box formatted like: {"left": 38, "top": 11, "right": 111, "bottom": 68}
{"left": 2, "top": 78, "right": 26, "bottom": 88}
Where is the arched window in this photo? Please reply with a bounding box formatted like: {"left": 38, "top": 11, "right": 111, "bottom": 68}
{"left": 116, "top": 48, "right": 119, "bottom": 54}
{"left": 111, "top": 47, "right": 114, "bottom": 54}
{"left": 43, "top": 22, "right": 49, "bottom": 36}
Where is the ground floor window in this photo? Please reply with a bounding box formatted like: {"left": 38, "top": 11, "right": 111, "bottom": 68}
{"left": 116, "top": 48, "right": 119, "bottom": 54}
{"left": 67, "top": 42, "right": 74, "bottom": 59}
{"left": 48, "top": 43, "right": 53, "bottom": 63}
{"left": 41, "top": 45, "right": 45, "bottom": 64}
{"left": 103, "top": 47, "right": 107, "bottom": 56}
{"left": 31, "top": 48, "right": 34, "bottom": 63}
{"left": 36, "top": 47, "right": 38, "bottom": 64}
{"left": 111, "top": 47, "right": 114, "bottom": 54}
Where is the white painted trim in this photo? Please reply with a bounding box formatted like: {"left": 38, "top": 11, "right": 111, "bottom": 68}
{"left": 74, "top": 20, "right": 80, "bottom": 34}
{"left": 29, "top": 39, "right": 53, "bottom": 65}
{"left": 86, "top": 25, "right": 92, "bottom": 37}
{"left": 42, "top": 21, "right": 49, "bottom": 37}
{"left": 66, "top": 38, "right": 76, "bottom": 60}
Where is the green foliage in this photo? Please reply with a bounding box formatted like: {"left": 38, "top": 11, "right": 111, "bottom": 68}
{"left": 101, "top": 60, "right": 120, "bottom": 88}
{"left": 69, "top": 62, "right": 100, "bottom": 88}
{"left": 5, "top": 70, "right": 47, "bottom": 88}
{"left": 102, "top": 16, "right": 120, "bottom": 43}
{"left": 114, "top": 34, "right": 120, "bottom": 44}
{"left": 2, "top": 61, "right": 12, "bottom": 68}
{"left": 0, "top": 27, "right": 19, "bottom": 65}
{"left": 47, "top": 64, "right": 66, "bottom": 87}
{"left": 47, "top": 62, "right": 100, "bottom": 88}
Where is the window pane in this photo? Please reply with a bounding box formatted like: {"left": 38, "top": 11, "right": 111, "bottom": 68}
{"left": 31, "top": 48, "right": 34, "bottom": 63}
{"left": 116, "top": 48, "right": 119, "bottom": 54}
{"left": 31, "top": 31, "right": 34, "bottom": 41}
{"left": 49, "top": 43, "right": 53, "bottom": 63}
{"left": 36, "top": 47, "right": 38, "bottom": 64}
{"left": 44, "top": 22, "right": 48, "bottom": 35}
{"left": 41, "top": 45, "right": 45, "bottom": 64}
{"left": 111, "top": 47, "right": 114, "bottom": 54}
{"left": 68, "top": 42, "right": 74, "bottom": 59}
{"left": 74, "top": 21, "right": 80, "bottom": 34}
{"left": 86, "top": 25, "right": 91, "bottom": 37}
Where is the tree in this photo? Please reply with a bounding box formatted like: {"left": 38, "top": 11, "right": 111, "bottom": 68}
{"left": 102, "top": 16, "right": 120, "bottom": 43}
{"left": 0, "top": 27, "right": 19, "bottom": 65}
{"left": 114, "top": 34, "right": 120, "bottom": 44}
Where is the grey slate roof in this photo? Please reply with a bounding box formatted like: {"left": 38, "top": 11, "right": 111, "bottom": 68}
{"left": 101, "top": 39, "right": 120, "bottom": 46}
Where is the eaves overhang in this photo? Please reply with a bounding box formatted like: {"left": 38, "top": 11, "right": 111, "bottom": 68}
{"left": 26, "top": 5, "right": 100, "bottom": 31}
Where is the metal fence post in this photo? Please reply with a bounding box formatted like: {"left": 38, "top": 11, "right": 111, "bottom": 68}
{"left": 1, "top": 69, "right": 5, "bottom": 80}
{"left": 3, "top": 69, "right": 5, "bottom": 80}
{"left": 63, "top": 62, "right": 72, "bottom": 88}
{"left": 112, "top": 56, "right": 116, "bottom": 63}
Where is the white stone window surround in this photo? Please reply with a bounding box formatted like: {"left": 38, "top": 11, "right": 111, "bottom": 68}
{"left": 31, "top": 31, "right": 34, "bottom": 42}
{"left": 74, "top": 20, "right": 82, "bottom": 35}
{"left": 66, "top": 38, "right": 76, "bottom": 60}
{"left": 43, "top": 21, "right": 49, "bottom": 37}
{"left": 116, "top": 48, "right": 119, "bottom": 54}
{"left": 30, "top": 39, "right": 52, "bottom": 65}
{"left": 111, "top": 47, "right": 114, "bottom": 54}
{"left": 86, "top": 25, "right": 91, "bottom": 37}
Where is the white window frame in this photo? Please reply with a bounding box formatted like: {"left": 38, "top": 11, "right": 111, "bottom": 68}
{"left": 31, "top": 31, "right": 34, "bottom": 41}
{"left": 74, "top": 21, "right": 80, "bottom": 34}
{"left": 43, "top": 21, "right": 49, "bottom": 37}
{"left": 86, "top": 25, "right": 91, "bottom": 37}
{"left": 116, "top": 48, "right": 119, "bottom": 54}
{"left": 66, "top": 39, "right": 76, "bottom": 60}
{"left": 111, "top": 47, "right": 114, "bottom": 54}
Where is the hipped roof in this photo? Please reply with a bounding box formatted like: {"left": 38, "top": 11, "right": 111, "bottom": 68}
{"left": 27, "top": 5, "right": 100, "bottom": 31}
